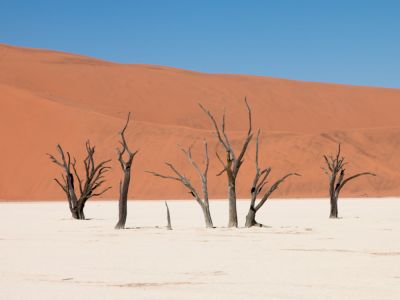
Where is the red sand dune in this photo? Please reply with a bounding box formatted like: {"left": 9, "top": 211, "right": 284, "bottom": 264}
{"left": 1, "top": 43, "right": 399, "bottom": 200}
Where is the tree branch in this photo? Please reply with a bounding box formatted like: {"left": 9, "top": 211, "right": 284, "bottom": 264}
{"left": 198, "top": 103, "right": 229, "bottom": 151}
{"left": 339, "top": 172, "right": 376, "bottom": 192}
{"left": 255, "top": 173, "right": 300, "bottom": 211}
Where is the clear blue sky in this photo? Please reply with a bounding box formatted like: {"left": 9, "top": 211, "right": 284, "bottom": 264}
{"left": 1, "top": 0, "right": 399, "bottom": 87}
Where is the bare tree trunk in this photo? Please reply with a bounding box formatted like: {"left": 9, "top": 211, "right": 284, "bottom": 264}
{"left": 165, "top": 201, "right": 172, "bottom": 230}
{"left": 76, "top": 202, "right": 85, "bottom": 220}
{"left": 66, "top": 193, "right": 79, "bottom": 219}
{"left": 66, "top": 174, "right": 78, "bottom": 218}
{"left": 115, "top": 172, "right": 130, "bottom": 229}
{"left": 72, "top": 211, "right": 79, "bottom": 219}
{"left": 245, "top": 207, "right": 259, "bottom": 227}
{"left": 228, "top": 180, "right": 238, "bottom": 227}
{"left": 330, "top": 195, "right": 338, "bottom": 218}
{"left": 115, "top": 113, "right": 138, "bottom": 230}
{"left": 70, "top": 206, "right": 79, "bottom": 219}
{"left": 201, "top": 203, "right": 213, "bottom": 228}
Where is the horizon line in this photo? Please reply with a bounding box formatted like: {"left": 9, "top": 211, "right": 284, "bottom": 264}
{"left": 2, "top": 41, "right": 399, "bottom": 90}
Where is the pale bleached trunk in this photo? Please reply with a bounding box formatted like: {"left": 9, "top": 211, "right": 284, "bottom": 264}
{"left": 201, "top": 203, "right": 214, "bottom": 228}
{"left": 227, "top": 179, "right": 238, "bottom": 228}
{"left": 330, "top": 194, "right": 338, "bottom": 218}
{"left": 115, "top": 171, "right": 131, "bottom": 229}
{"left": 245, "top": 207, "right": 259, "bottom": 227}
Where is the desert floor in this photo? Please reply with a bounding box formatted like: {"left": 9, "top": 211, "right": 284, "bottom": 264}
{"left": 1, "top": 199, "right": 399, "bottom": 300}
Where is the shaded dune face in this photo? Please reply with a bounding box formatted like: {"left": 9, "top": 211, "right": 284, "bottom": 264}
{"left": 0, "top": 43, "right": 399, "bottom": 200}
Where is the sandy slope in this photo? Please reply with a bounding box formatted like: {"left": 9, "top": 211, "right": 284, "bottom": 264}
{"left": 1, "top": 199, "right": 399, "bottom": 299}
{"left": 1, "top": 43, "right": 400, "bottom": 200}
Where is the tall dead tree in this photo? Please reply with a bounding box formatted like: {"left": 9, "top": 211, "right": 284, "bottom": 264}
{"left": 147, "top": 140, "right": 214, "bottom": 228}
{"left": 246, "top": 130, "right": 300, "bottom": 227}
{"left": 199, "top": 98, "right": 253, "bottom": 227}
{"left": 115, "top": 113, "right": 138, "bottom": 229}
{"left": 48, "top": 141, "right": 111, "bottom": 219}
{"left": 322, "top": 144, "right": 376, "bottom": 218}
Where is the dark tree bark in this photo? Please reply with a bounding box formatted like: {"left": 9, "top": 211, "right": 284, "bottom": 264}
{"left": 115, "top": 113, "right": 138, "bottom": 229}
{"left": 147, "top": 140, "right": 214, "bottom": 228}
{"left": 322, "top": 144, "right": 376, "bottom": 218}
{"left": 48, "top": 141, "right": 111, "bottom": 219}
{"left": 199, "top": 98, "right": 253, "bottom": 228}
{"left": 245, "top": 130, "right": 300, "bottom": 227}
{"left": 165, "top": 201, "right": 172, "bottom": 230}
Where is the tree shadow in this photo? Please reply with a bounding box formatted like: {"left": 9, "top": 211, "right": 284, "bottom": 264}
{"left": 124, "top": 225, "right": 167, "bottom": 230}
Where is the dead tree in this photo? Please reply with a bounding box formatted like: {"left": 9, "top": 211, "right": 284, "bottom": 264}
{"left": 147, "top": 140, "right": 214, "bottom": 228}
{"left": 322, "top": 144, "right": 376, "bottom": 218}
{"left": 165, "top": 201, "right": 172, "bottom": 230}
{"left": 199, "top": 98, "right": 253, "bottom": 227}
{"left": 48, "top": 141, "right": 111, "bottom": 219}
{"left": 115, "top": 113, "right": 138, "bottom": 229}
{"left": 246, "top": 130, "right": 300, "bottom": 227}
